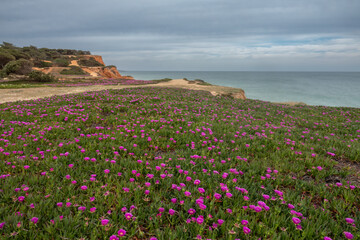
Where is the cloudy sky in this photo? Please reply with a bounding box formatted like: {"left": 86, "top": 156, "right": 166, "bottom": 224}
{"left": 1, "top": 0, "right": 360, "bottom": 71}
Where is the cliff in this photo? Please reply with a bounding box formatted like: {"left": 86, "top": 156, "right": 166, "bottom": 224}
{"left": 31, "top": 54, "right": 132, "bottom": 80}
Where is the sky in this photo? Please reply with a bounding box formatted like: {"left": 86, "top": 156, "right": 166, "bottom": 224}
{"left": 1, "top": 0, "right": 360, "bottom": 71}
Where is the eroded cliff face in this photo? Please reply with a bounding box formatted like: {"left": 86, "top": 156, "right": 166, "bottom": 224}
{"left": 82, "top": 67, "right": 133, "bottom": 79}
{"left": 32, "top": 54, "right": 133, "bottom": 80}
{"left": 81, "top": 55, "right": 105, "bottom": 65}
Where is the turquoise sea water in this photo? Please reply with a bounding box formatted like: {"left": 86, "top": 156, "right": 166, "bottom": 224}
{"left": 122, "top": 71, "right": 360, "bottom": 108}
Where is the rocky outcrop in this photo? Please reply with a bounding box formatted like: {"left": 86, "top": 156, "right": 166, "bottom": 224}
{"left": 81, "top": 55, "right": 105, "bottom": 65}
{"left": 81, "top": 67, "right": 133, "bottom": 79}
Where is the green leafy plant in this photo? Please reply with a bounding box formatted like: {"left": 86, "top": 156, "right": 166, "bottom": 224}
{"left": 27, "top": 70, "right": 57, "bottom": 82}
{"left": 60, "top": 66, "right": 86, "bottom": 75}
{"left": 2, "top": 59, "right": 33, "bottom": 75}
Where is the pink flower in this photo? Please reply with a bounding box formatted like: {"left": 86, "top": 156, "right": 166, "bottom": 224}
{"left": 158, "top": 207, "right": 164, "bottom": 212}
{"left": 171, "top": 198, "right": 177, "bottom": 203}
{"left": 184, "top": 191, "right": 191, "bottom": 196}
{"left": 90, "top": 207, "right": 96, "bottom": 213}
{"left": 324, "top": 237, "right": 332, "bottom": 240}
{"left": 196, "top": 216, "right": 204, "bottom": 224}
{"left": 345, "top": 218, "right": 355, "bottom": 224}
{"left": 292, "top": 217, "right": 301, "bottom": 224}
{"left": 109, "top": 235, "right": 119, "bottom": 240}
{"left": 30, "top": 217, "right": 39, "bottom": 224}
{"left": 101, "top": 219, "right": 109, "bottom": 225}
{"left": 241, "top": 220, "right": 249, "bottom": 225}
{"left": 194, "top": 179, "right": 201, "bottom": 185}
{"left": 66, "top": 202, "right": 72, "bottom": 207}
{"left": 344, "top": 232, "right": 353, "bottom": 239}
{"left": 188, "top": 208, "right": 196, "bottom": 215}
{"left": 124, "top": 212, "right": 133, "bottom": 220}
{"left": 243, "top": 226, "right": 251, "bottom": 235}
{"left": 226, "top": 192, "right": 233, "bottom": 198}
{"left": 18, "top": 196, "right": 25, "bottom": 202}
{"left": 169, "top": 209, "right": 175, "bottom": 215}
{"left": 118, "top": 229, "right": 127, "bottom": 237}
{"left": 198, "top": 188, "right": 205, "bottom": 193}
{"left": 104, "top": 169, "right": 110, "bottom": 174}
{"left": 80, "top": 185, "right": 88, "bottom": 190}
{"left": 217, "top": 219, "right": 224, "bottom": 225}
{"left": 198, "top": 203, "right": 207, "bottom": 210}
{"left": 214, "top": 193, "right": 221, "bottom": 199}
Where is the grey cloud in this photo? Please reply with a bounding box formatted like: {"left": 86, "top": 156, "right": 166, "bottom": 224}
{"left": 1, "top": 0, "right": 360, "bottom": 71}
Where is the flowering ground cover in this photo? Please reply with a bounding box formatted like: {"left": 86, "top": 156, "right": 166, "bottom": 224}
{"left": 0, "top": 87, "right": 359, "bottom": 239}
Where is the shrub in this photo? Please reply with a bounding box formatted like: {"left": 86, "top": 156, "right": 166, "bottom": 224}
{"left": 60, "top": 66, "right": 86, "bottom": 75}
{"left": 53, "top": 58, "right": 70, "bottom": 67}
{"left": 34, "top": 60, "right": 53, "bottom": 68}
{"left": 79, "top": 57, "right": 104, "bottom": 67}
{"left": 28, "top": 71, "right": 57, "bottom": 82}
{"left": 2, "top": 59, "right": 33, "bottom": 75}
{"left": 0, "top": 50, "right": 16, "bottom": 68}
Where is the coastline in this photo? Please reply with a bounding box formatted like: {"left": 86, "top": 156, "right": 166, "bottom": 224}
{"left": 0, "top": 79, "right": 246, "bottom": 105}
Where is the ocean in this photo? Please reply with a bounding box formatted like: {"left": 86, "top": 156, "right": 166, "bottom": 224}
{"left": 121, "top": 71, "right": 360, "bottom": 108}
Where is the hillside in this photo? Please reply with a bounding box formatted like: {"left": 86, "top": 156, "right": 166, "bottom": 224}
{"left": 0, "top": 42, "right": 132, "bottom": 80}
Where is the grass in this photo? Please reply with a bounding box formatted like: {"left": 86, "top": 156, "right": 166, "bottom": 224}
{"left": 0, "top": 87, "right": 359, "bottom": 239}
{"left": 0, "top": 80, "right": 48, "bottom": 89}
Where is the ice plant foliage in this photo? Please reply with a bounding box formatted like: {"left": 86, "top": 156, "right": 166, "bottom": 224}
{"left": 0, "top": 87, "right": 359, "bottom": 239}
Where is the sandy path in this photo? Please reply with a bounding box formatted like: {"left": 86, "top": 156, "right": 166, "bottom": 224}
{"left": 0, "top": 79, "right": 246, "bottom": 104}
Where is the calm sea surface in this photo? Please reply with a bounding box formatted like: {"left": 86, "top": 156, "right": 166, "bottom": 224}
{"left": 122, "top": 71, "right": 360, "bottom": 108}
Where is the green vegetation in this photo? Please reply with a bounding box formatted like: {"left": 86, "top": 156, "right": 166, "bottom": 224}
{"left": 53, "top": 58, "right": 70, "bottom": 67}
{"left": 60, "top": 66, "right": 86, "bottom": 75}
{"left": 34, "top": 60, "right": 53, "bottom": 68}
{"left": 1, "top": 59, "right": 33, "bottom": 75}
{"left": 79, "top": 57, "right": 104, "bottom": 67}
{"left": 0, "top": 87, "right": 358, "bottom": 239}
{"left": 28, "top": 70, "right": 57, "bottom": 82}
{"left": 150, "top": 78, "right": 173, "bottom": 83}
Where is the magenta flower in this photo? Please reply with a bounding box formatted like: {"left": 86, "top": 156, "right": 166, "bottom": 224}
{"left": 124, "top": 212, "right": 133, "bottom": 220}
{"left": 226, "top": 192, "right": 233, "bottom": 198}
{"left": 241, "top": 220, "right": 249, "bottom": 225}
{"left": 0, "top": 222, "right": 5, "bottom": 229}
{"left": 118, "top": 228, "right": 126, "bottom": 237}
{"left": 324, "top": 237, "right": 332, "bottom": 240}
{"left": 109, "top": 235, "right": 119, "bottom": 240}
{"left": 345, "top": 218, "right": 355, "bottom": 224}
{"left": 80, "top": 185, "right": 88, "bottom": 190}
{"left": 18, "top": 196, "right": 25, "bottom": 202}
{"left": 196, "top": 216, "right": 204, "bottom": 224}
{"left": 104, "top": 169, "right": 110, "bottom": 174}
{"left": 90, "top": 207, "right": 96, "bottom": 213}
{"left": 344, "top": 232, "right": 353, "bottom": 239}
{"left": 101, "top": 219, "right": 109, "bottom": 225}
{"left": 184, "top": 191, "right": 191, "bottom": 196}
{"left": 218, "top": 219, "right": 224, "bottom": 225}
{"left": 198, "top": 188, "right": 205, "bottom": 193}
{"left": 30, "top": 217, "right": 39, "bottom": 224}
{"left": 158, "top": 207, "right": 164, "bottom": 212}
{"left": 194, "top": 179, "right": 201, "bottom": 185}
{"left": 214, "top": 193, "right": 222, "bottom": 199}
{"left": 169, "top": 209, "right": 175, "bottom": 215}
{"left": 243, "top": 226, "right": 251, "bottom": 235}
{"left": 188, "top": 208, "right": 196, "bottom": 215}
{"left": 292, "top": 217, "right": 301, "bottom": 224}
